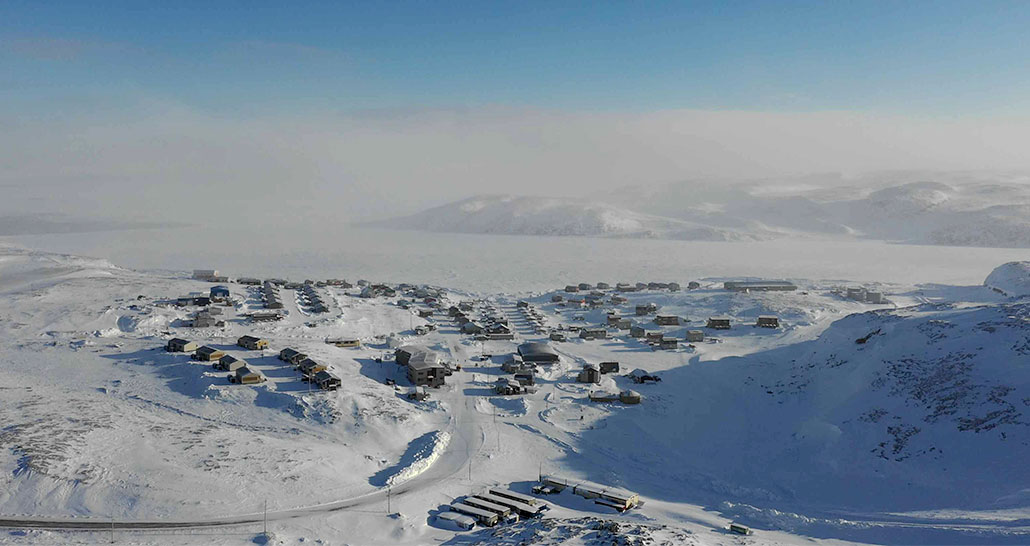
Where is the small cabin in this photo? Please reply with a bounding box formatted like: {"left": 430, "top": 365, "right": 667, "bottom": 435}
{"left": 756, "top": 315, "right": 779, "bottom": 328}
{"left": 654, "top": 315, "right": 680, "bottom": 326}
{"left": 707, "top": 316, "right": 732, "bottom": 330}
{"left": 298, "top": 358, "right": 327, "bottom": 379}
{"left": 215, "top": 354, "right": 248, "bottom": 371}
{"left": 619, "top": 390, "right": 642, "bottom": 404}
{"left": 577, "top": 364, "right": 601, "bottom": 384}
{"left": 209, "top": 285, "right": 231, "bottom": 302}
{"left": 686, "top": 330, "right": 704, "bottom": 342}
{"left": 549, "top": 332, "right": 567, "bottom": 342}
{"left": 232, "top": 366, "right": 265, "bottom": 385}
{"left": 193, "top": 346, "right": 225, "bottom": 361}
{"left": 279, "top": 348, "right": 307, "bottom": 364}
{"left": 599, "top": 361, "right": 620, "bottom": 374}
{"left": 658, "top": 338, "right": 678, "bottom": 350}
{"left": 313, "top": 370, "right": 342, "bottom": 391}
{"left": 564, "top": 285, "right": 580, "bottom": 293}
{"left": 237, "top": 335, "right": 269, "bottom": 350}
{"left": 166, "top": 338, "right": 198, "bottom": 353}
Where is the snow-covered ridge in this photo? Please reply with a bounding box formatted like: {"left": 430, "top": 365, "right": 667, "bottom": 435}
{"left": 374, "top": 174, "right": 1030, "bottom": 247}
{"left": 365, "top": 194, "right": 765, "bottom": 241}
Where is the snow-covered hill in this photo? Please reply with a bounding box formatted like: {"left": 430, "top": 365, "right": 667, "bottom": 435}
{"left": 985, "top": 261, "right": 1030, "bottom": 298}
{"left": 620, "top": 173, "right": 1030, "bottom": 248}
{"left": 375, "top": 173, "right": 1030, "bottom": 248}
{"left": 367, "top": 195, "right": 766, "bottom": 241}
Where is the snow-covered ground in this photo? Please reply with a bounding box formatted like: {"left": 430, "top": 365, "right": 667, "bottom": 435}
{"left": 0, "top": 244, "right": 1027, "bottom": 545}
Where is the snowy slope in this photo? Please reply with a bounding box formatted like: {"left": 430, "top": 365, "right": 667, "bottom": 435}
{"left": 367, "top": 195, "right": 766, "bottom": 241}
{"left": 1, "top": 244, "right": 1028, "bottom": 545}
{"left": 985, "top": 261, "right": 1030, "bottom": 298}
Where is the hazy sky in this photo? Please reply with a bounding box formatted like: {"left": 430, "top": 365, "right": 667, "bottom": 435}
{"left": 3, "top": 1, "right": 1030, "bottom": 224}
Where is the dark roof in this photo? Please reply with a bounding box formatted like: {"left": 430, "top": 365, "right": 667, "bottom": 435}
{"left": 517, "top": 342, "right": 559, "bottom": 361}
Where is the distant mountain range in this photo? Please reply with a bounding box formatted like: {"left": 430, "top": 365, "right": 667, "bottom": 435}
{"left": 370, "top": 172, "right": 1030, "bottom": 248}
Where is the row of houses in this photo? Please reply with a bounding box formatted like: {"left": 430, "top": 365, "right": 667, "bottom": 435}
{"left": 262, "top": 281, "right": 283, "bottom": 309}
{"left": 538, "top": 475, "right": 639, "bottom": 511}
{"left": 298, "top": 284, "right": 327, "bottom": 313}
{"left": 441, "top": 487, "right": 548, "bottom": 528}
{"left": 563, "top": 281, "right": 683, "bottom": 293}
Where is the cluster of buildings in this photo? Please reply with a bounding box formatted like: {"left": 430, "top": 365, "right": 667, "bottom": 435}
{"left": 845, "top": 286, "right": 886, "bottom": 304}
{"left": 164, "top": 335, "right": 344, "bottom": 391}
{"left": 261, "top": 281, "right": 283, "bottom": 309}
{"left": 452, "top": 302, "right": 514, "bottom": 340}
{"left": 298, "top": 283, "right": 328, "bottom": 313}
{"left": 563, "top": 281, "right": 683, "bottom": 294}
{"left": 537, "top": 475, "right": 639, "bottom": 512}
{"left": 280, "top": 347, "right": 342, "bottom": 390}
{"left": 439, "top": 487, "right": 548, "bottom": 529}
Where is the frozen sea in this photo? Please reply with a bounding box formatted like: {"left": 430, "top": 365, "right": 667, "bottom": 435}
{"left": 3, "top": 225, "right": 1027, "bottom": 293}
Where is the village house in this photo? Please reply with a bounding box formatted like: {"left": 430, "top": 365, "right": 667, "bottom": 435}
{"left": 279, "top": 348, "right": 307, "bottom": 365}
{"left": 707, "top": 316, "right": 732, "bottom": 329}
{"left": 635, "top": 303, "right": 658, "bottom": 316}
{"left": 193, "top": 346, "right": 225, "bottom": 361}
{"left": 596, "top": 282, "right": 610, "bottom": 290}
{"left": 209, "top": 285, "right": 231, "bottom": 302}
{"left": 514, "top": 372, "right": 535, "bottom": 386}
{"left": 313, "top": 370, "right": 342, "bottom": 391}
{"left": 599, "top": 361, "right": 620, "bottom": 374}
{"left": 549, "top": 331, "right": 567, "bottom": 342}
{"left": 407, "top": 353, "right": 446, "bottom": 387}
{"left": 577, "top": 364, "right": 601, "bottom": 384}
{"left": 578, "top": 282, "right": 593, "bottom": 291}
{"left": 231, "top": 366, "right": 265, "bottom": 384}
{"left": 658, "top": 337, "right": 678, "bottom": 350}
{"left": 687, "top": 281, "right": 701, "bottom": 289}
{"left": 298, "top": 358, "right": 327, "bottom": 379}
{"left": 668, "top": 282, "right": 680, "bottom": 291}
{"left": 645, "top": 331, "right": 664, "bottom": 343}
{"left": 629, "top": 325, "right": 646, "bottom": 338}
{"left": 686, "top": 330, "right": 704, "bottom": 342}
{"left": 215, "top": 354, "right": 248, "bottom": 372}
{"left": 756, "top": 315, "right": 780, "bottom": 328}
{"left": 579, "top": 328, "right": 608, "bottom": 340}
{"left": 237, "top": 335, "right": 269, "bottom": 350}
{"left": 165, "top": 338, "right": 198, "bottom": 353}
{"left": 564, "top": 285, "right": 580, "bottom": 293}
{"left": 654, "top": 315, "right": 680, "bottom": 326}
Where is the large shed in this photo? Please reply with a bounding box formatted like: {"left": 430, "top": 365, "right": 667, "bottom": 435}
{"left": 517, "top": 342, "right": 559, "bottom": 364}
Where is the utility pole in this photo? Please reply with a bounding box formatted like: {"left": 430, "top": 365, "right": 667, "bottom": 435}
{"left": 110, "top": 514, "right": 114, "bottom": 544}
{"left": 387, "top": 486, "right": 392, "bottom": 513}
{"left": 263, "top": 499, "right": 267, "bottom": 539}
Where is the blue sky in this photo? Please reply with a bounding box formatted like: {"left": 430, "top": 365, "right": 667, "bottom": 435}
{"left": 3, "top": 1, "right": 1030, "bottom": 116}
